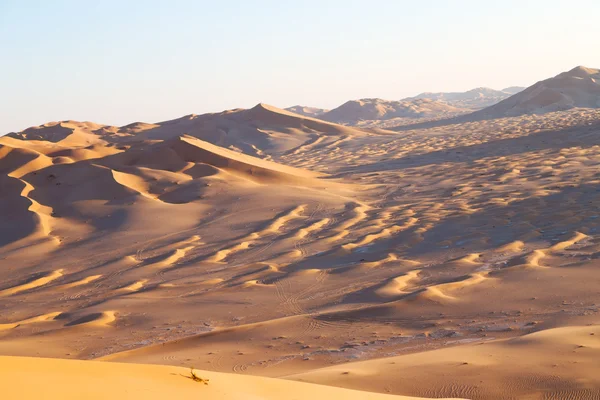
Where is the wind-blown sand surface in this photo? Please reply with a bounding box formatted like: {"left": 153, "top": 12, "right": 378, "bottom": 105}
{"left": 2, "top": 66, "right": 600, "bottom": 399}
{"left": 1, "top": 356, "right": 450, "bottom": 400}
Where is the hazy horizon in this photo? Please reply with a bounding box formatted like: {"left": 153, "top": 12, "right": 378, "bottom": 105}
{"left": 2, "top": 0, "right": 599, "bottom": 133}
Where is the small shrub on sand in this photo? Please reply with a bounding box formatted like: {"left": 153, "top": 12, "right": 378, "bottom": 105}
{"left": 190, "top": 367, "right": 209, "bottom": 385}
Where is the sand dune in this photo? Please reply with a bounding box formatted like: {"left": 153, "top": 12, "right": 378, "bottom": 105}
{"left": 341, "top": 217, "right": 418, "bottom": 251}
{"left": 285, "top": 105, "right": 329, "bottom": 117}
{"left": 389, "top": 66, "right": 599, "bottom": 130}
{"left": 118, "top": 279, "right": 148, "bottom": 292}
{"left": 320, "top": 98, "right": 468, "bottom": 124}
{"left": 1, "top": 356, "right": 453, "bottom": 400}
{"left": 0, "top": 269, "right": 64, "bottom": 297}
{"left": 4, "top": 104, "right": 380, "bottom": 161}
{"left": 165, "top": 136, "right": 322, "bottom": 184}
{"left": 494, "top": 240, "right": 524, "bottom": 253}
{"left": 473, "top": 66, "right": 600, "bottom": 118}
{"left": 0, "top": 312, "right": 62, "bottom": 331}
{"left": 132, "top": 103, "right": 379, "bottom": 158}
{"left": 65, "top": 311, "right": 116, "bottom": 327}
{"left": 207, "top": 205, "right": 307, "bottom": 262}
{"left": 373, "top": 270, "right": 421, "bottom": 298}
{"left": 288, "top": 325, "right": 600, "bottom": 399}
{"left": 549, "top": 231, "right": 588, "bottom": 251}
{"left": 3, "top": 66, "right": 600, "bottom": 399}
{"left": 405, "top": 87, "right": 525, "bottom": 110}
{"left": 58, "top": 274, "right": 102, "bottom": 289}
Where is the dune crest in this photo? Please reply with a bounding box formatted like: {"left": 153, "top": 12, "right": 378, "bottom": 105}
{"left": 0, "top": 269, "right": 64, "bottom": 297}
{"left": 0, "top": 312, "right": 62, "bottom": 331}
{"left": 473, "top": 66, "right": 600, "bottom": 118}
{"left": 321, "top": 98, "right": 468, "bottom": 124}
{"left": 1, "top": 356, "right": 457, "bottom": 400}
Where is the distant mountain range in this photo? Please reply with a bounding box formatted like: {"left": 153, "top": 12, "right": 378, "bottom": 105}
{"left": 315, "top": 98, "right": 467, "bottom": 125}
{"left": 285, "top": 66, "right": 600, "bottom": 127}
{"left": 404, "top": 86, "right": 526, "bottom": 110}
{"left": 286, "top": 86, "right": 526, "bottom": 126}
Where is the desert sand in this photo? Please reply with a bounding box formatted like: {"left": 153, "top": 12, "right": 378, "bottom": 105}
{"left": 2, "top": 66, "right": 600, "bottom": 399}
{"left": 2, "top": 356, "right": 450, "bottom": 400}
{"left": 471, "top": 66, "right": 600, "bottom": 118}
{"left": 285, "top": 106, "right": 329, "bottom": 118}
{"left": 405, "top": 87, "right": 525, "bottom": 110}
{"left": 320, "top": 98, "right": 469, "bottom": 125}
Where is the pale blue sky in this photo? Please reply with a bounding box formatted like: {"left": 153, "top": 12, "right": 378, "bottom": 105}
{"left": 1, "top": 0, "right": 599, "bottom": 133}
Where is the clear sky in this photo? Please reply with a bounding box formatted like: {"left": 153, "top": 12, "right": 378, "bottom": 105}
{"left": 1, "top": 0, "right": 599, "bottom": 134}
